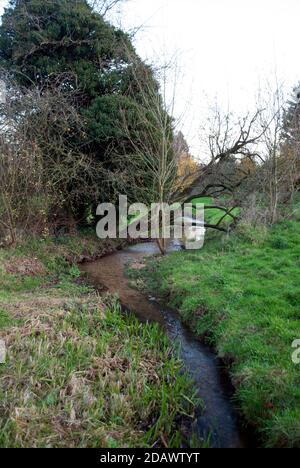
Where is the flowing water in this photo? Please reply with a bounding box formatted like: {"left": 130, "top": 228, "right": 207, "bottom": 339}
{"left": 81, "top": 242, "right": 254, "bottom": 448}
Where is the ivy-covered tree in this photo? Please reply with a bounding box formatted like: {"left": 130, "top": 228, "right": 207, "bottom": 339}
{"left": 281, "top": 85, "right": 300, "bottom": 195}
{"left": 0, "top": 0, "right": 164, "bottom": 221}
{"left": 282, "top": 85, "right": 300, "bottom": 143}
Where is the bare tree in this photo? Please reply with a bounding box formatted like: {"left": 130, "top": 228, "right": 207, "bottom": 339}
{"left": 280, "top": 86, "right": 300, "bottom": 204}
{"left": 252, "top": 81, "right": 299, "bottom": 225}
{"left": 0, "top": 113, "right": 45, "bottom": 245}
{"left": 0, "top": 78, "right": 102, "bottom": 243}
{"left": 170, "top": 105, "right": 267, "bottom": 231}
{"left": 256, "top": 82, "right": 284, "bottom": 224}
{"left": 118, "top": 60, "right": 180, "bottom": 254}
{"left": 89, "top": 0, "right": 126, "bottom": 17}
{"left": 177, "top": 107, "right": 265, "bottom": 200}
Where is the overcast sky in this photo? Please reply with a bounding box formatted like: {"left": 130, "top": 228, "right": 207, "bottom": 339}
{"left": 1, "top": 0, "right": 299, "bottom": 157}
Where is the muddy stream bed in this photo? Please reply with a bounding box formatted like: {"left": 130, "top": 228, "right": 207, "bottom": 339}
{"left": 81, "top": 242, "right": 255, "bottom": 448}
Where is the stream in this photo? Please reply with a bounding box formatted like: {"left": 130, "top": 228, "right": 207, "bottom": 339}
{"left": 80, "top": 242, "right": 254, "bottom": 448}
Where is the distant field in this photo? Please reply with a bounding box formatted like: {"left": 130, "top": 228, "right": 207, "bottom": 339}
{"left": 192, "top": 197, "right": 240, "bottom": 227}
{"left": 119, "top": 197, "right": 239, "bottom": 234}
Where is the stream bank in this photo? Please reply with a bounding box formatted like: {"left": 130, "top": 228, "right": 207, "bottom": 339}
{"left": 81, "top": 242, "right": 256, "bottom": 448}
{"left": 0, "top": 235, "right": 198, "bottom": 448}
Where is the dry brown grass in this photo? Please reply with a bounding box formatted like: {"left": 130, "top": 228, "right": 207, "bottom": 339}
{"left": 4, "top": 257, "right": 45, "bottom": 277}
{"left": 0, "top": 234, "right": 197, "bottom": 448}
{"left": 0, "top": 290, "right": 196, "bottom": 447}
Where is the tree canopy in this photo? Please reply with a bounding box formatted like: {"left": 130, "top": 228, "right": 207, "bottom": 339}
{"left": 0, "top": 0, "right": 167, "bottom": 221}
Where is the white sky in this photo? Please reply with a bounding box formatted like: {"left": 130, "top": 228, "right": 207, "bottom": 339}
{"left": 1, "top": 0, "right": 299, "bottom": 157}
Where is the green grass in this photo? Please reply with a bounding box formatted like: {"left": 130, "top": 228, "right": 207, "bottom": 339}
{"left": 0, "top": 234, "right": 199, "bottom": 448}
{"left": 137, "top": 217, "right": 300, "bottom": 448}
{"left": 0, "top": 309, "right": 14, "bottom": 328}
{"left": 192, "top": 197, "right": 240, "bottom": 226}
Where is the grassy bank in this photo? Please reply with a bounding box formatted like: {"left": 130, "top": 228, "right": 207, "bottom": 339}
{"left": 135, "top": 218, "right": 300, "bottom": 448}
{"left": 0, "top": 233, "right": 198, "bottom": 448}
